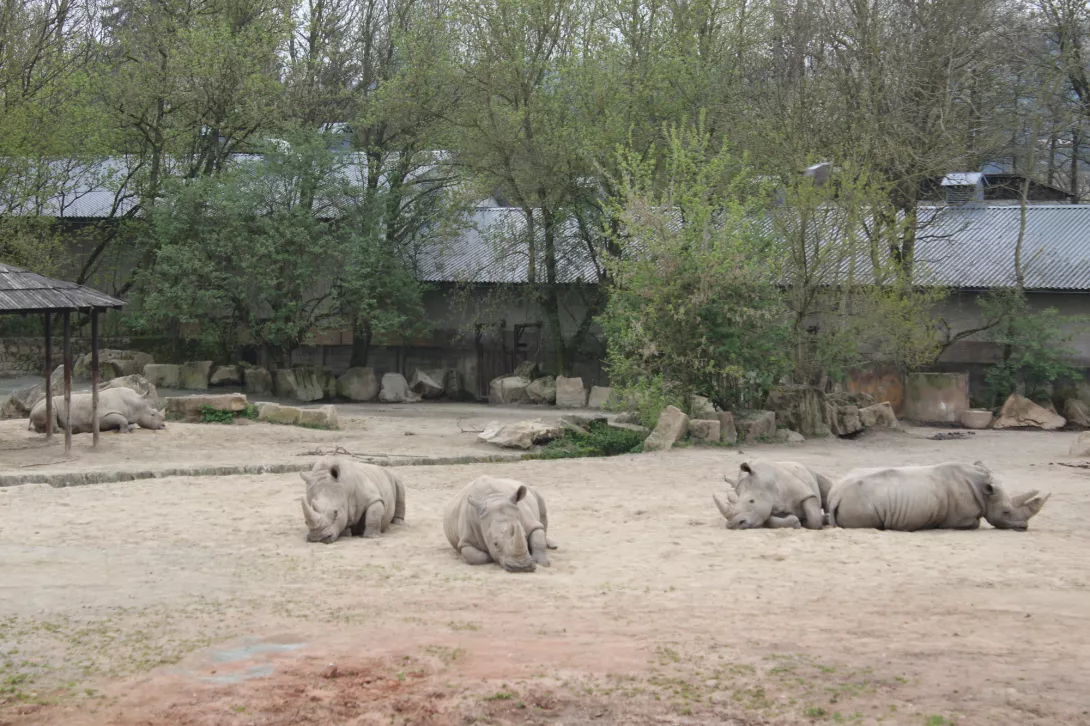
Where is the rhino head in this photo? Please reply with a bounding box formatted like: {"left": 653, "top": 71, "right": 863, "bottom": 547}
{"left": 300, "top": 469, "right": 348, "bottom": 543}
{"left": 470, "top": 485, "right": 535, "bottom": 572}
{"left": 972, "top": 461, "right": 1051, "bottom": 532}
{"left": 717, "top": 462, "right": 775, "bottom": 529}
{"left": 136, "top": 407, "right": 166, "bottom": 430}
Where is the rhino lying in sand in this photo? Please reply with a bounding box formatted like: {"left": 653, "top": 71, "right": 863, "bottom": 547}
{"left": 826, "top": 461, "right": 1050, "bottom": 531}
{"left": 28, "top": 388, "right": 165, "bottom": 434}
{"left": 301, "top": 457, "right": 406, "bottom": 543}
{"left": 713, "top": 460, "right": 834, "bottom": 530}
{"left": 444, "top": 476, "right": 558, "bottom": 572}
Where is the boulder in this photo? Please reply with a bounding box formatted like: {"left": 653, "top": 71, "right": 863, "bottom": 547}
{"left": 776, "top": 429, "right": 805, "bottom": 443}
{"left": 826, "top": 391, "right": 876, "bottom": 408}
{"left": 690, "top": 395, "right": 717, "bottom": 420}
{"left": 165, "top": 393, "right": 248, "bottom": 422}
{"left": 274, "top": 367, "right": 325, "bottom": 402}
{"left": 688, "top": 419, "right": 721, "bottom": 442}
{"left": 513, "top": 360, "right": 542, "bottom": 380}
{"left": 587, "top": 386, "right": 613, "bottom": 410}
{"left": 144, "top": 363, "right": 181, "bottom": 389}
{"left": 716, "top": 411, "right": 738, "bottom": 445}
{"left": 992, "top": 393, "right": 1066, "bottom": 430}
{"left": 526, "top": 376, "right": 557, "bottom": 404}
{"left": 765, "top": 385, "right": 829, "bottom": 437}
{"left": 410, "top": 369, "right": 444, "bottom": 399}
{"left": 1064, "top": 399, "right": 1090, "bottom": 428}
{"left": 243, "top": 367, "right": 272, "bottom": 396}
{"left": 477, "top": 419, "right": 562, "bottom": 450}
{"left": 608, "top": 421, "right": 650, "bottom": 436}
{"left": 1069, "top": 430, "right": 1090, "bottom": 457}
{"left": 179, "top": 361, "right": 213, "bottom": 390}
{"left": 555, "top": 376, "right": 587, "bottom": 408}
{"left": 299, "top": 404, "right": 340, "bottom": 430}
{"left": 258, "top": 402, "right": 302, "bottom": 425}
{"left": 378, "top": 373, "right": 421, "bottom": 403}
{"left": 561, "top": 413, "right": 607, "bottom": 427}
{"left": 736, "top": 410, "right": 776, "bottom": 441}
{"left": 826, "top": 404, "right": 863, "bottom": 437}
{"left": 859, "top": 401, "right": 898, "bottom": 429}
{"left": 74, "top": 349, "right": 153, "bottom": 379}
{"left": 644, "top": 405, "right": 689, "bottom": 452}
{"left": 99, "top": 374, "right": 159, "bottom": 406}
{"left": 337, "top": 367, "right": 379, "bottom": 401}
{"left": 2, "top": 386, "right": 40, "bottom": 419}
{"left": 613, "top": 411, "right": 641, "bottom": 425}
{"left": 488, "top": 375, "right": 530, "bottom": 405}
{"left": 960, "top": 409, "right": 994, "bottom": 429}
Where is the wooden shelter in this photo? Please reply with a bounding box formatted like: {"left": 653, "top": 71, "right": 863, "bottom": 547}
{"left": 0, "top": 263, "right": 124, "bottom": 452}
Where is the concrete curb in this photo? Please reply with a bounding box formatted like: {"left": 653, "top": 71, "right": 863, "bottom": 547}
{"left": 0, "top": 453, "right": 530, "bottom": 489}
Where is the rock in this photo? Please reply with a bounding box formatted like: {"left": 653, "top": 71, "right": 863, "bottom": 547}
{"left": 992, "top": 393, "right": 1066, "bottom": 430}
{"left": 736, "top": 410, "right": 776, "bottom": 441}
{"left": 258, "top": 402, "right": 302, "bottom": 425}
{"left": 299, "top": 404, "right": 340, "bottom": 430}
{"left": 561, "top": 420, "right": 590, "bottom": 436}
{"left": 74, "top": 349, "right": 153, "bottom": 379}
{"left": 0, "top": 382, "right": 52, "bottom": 419}
{"left": 477, "top": 419, "right": 562, "bottom": 449}
{"left": 608, "top": 421, "right": 650, "bottom": 436}
{"left": 144, "top": 364, "right": 181, "bottom": 389}
{"left": 716, "top": 411, "right": 738, "bottom": 445}
{"left": 164, "top": 393, "right": 249, "bottom": 422}
{"left": 555, "top": 376, "right": 587, "bottom": 408}
{"left": 99, "top": 374, "right": 159, "bottom": 406}
{"left": 378, "top": 373, "right": 421, "bottom": 403}
{"left": 561, "top": 413, "right": 607, "bottom": 427}
{"left": 690, "top": 395, "right": 717, "bottom": 420}
{"left": 587, "top": 386, "right": 613, "bottom": 410}
{"left": 859, "top": 402, "right": 898, "bottom": 429}
{"left": 765, "top": 385, "right": 829, "bottom": 436}
{"left": 613, "top": 411, "right": 641, "bottom": 425}
{"left": 688, "top": 419, "right": 721, "bottom": 442}
{"left": 179, "top": 361, "right": 213, "bottom": 390}
{"left": 826, "top": 404, "right": 863, "bottom": 437}
{"left": 1064, "top": 399, "right": 1090, "bottom": 428}
{"left": 826, "top": 391, "right": 876, "bottom": 408}
{"left": 1069, "top": 431, "right": 1090, "bottom": 457}
{"left": 274, "top": 367, "right": 325, "bottom": 402}
{"left": 513, "top": 360, "right": 542, "bottom": 380}
{"left": 960, "top": 409, "right": 994, "bottom": 429}
{"left": 526, "top": 376, "right": 557, "bottom": 404}
{"left": 336, "top": 367, "right": 379, "bottom": 402}
{"left": 410, "top": 370, "right": 444, "bottom": 399}
{"left": 644, "top": 405, "right": 689, "bottom": 451}
{"left": 243, "top": 367, "right": 272, "bottom": 395}
{"left": 488, "top": 375, "right": 530, "bottom": 405}
{"left": 776, "top": 429, "right": 805, "bottom": 443}
{"left": 209, "top": 365, "right": 243, "bottom": 386}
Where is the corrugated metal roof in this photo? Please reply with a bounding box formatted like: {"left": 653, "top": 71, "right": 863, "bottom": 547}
{"left": 0, "top": 263, "right": 124, "bottom": 312}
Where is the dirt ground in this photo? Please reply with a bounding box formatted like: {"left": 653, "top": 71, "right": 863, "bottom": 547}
{"left": 1, "top": 413, "right": 1089, "bottom": 725}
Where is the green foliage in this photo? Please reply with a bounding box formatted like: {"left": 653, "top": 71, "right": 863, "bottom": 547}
{"left": 600, "top": 121, "right": 792, "bottom": 413}
{"left": 979, "top": 290, "right": 1087, "bottom": 405}
{"left": 198, "top": 406, "right": 234, "bottom": 425}
{"left": 535, "top": 420, "right": 645, "bottom": 460}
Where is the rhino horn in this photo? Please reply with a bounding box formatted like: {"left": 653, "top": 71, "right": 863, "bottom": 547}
{"left": 713, "top": 491, "right": 736, "bottom": 519}
{"left": 722, "top": 473, "right": 737, "bottom": 487}
{"left": 1011, "top": 489, "right": 1039, "bottom": 507}
{"left": 301, "top": 496, "right": 319, "bottom": 527}
{"left": 1024, "top": 492, "right": 1051, "bottom": 517}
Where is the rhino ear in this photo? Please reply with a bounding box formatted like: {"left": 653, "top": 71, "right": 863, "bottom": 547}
{"left": 300, "top": 472, "right": 313, "bottom": 485}
{"left": 740, "top": 462, "right": 753, "bottom": 475}
{"left": 329, "top": 463, "right": 340, "bottom": 480}
{"left": 973, "top": 460, "right": 990, "bottom": 472}
{"left": 512, "top": 485, "right": 527, "bottom": 504}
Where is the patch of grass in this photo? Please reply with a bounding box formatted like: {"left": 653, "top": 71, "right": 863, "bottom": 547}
{"left": 923, "top": 717, "right": 951, "bottom": 726}
{"left": 484, "top": 690, "right": 515, "bottom": 701}
{"left": 534, "top": 420, "right": 645, "bottom": 460}
{"left": 198, "top": 405, "right": 235, "bottom": 424}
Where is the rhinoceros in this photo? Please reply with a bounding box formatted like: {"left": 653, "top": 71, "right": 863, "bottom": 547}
{"left": 826, "top": 461, "right": 1050, "bottom": 531}
{"left": 300, "top": 457, "right": 406, "bottom": 543}
{"left": 443, "top": 475, "right": 557, "bottom": 572}
{"left": 712, "top": 460, "right": 834, "bottom": 530}
{"left": 28, "top": 388, "right": 165, "bottom": 434}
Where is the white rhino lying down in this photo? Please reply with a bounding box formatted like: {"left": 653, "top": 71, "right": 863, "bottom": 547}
{"left": 713, "top": 460, "right": 834, "bottom": 530}
{"left": 301, "top": 457, "right": 406, "bottom": 543}
{"left": 444, "top": 476, "right": 558, "bottom": 572}
{"left": 826, "top": 461, "right": 1050, "bottom": 532}
{"left": 28, "top": 388, "right": 165, "bottom": 434}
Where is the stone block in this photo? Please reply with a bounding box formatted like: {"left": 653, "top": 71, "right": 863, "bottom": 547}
{"left": 243, "top": 367, "right": 272, "bottom": 395}
{"left": 587, "top": 386, "right": 613, "bottom": 410}
{"left": 736, "top": 410, "right": 776, "bottom": 441}
{"left": 644, "top": 406, "right": 689, "bottom": 451}
{"left": 717, "top": 411, "right": 738, "bottom": 444}
{"left": 688, "top": 419, "right": 721, "bottom": 442}
{"left": 179, "top": 361, "right": 213, "bottom": 390}
{"left": 337, "top": 367, "right": 379, "bottom": 401}
{"left": 555, "top": 376, "right": 587, "bottom": 408}
{"left": 299, "top": 404, "right": 340, "bottom": 429}
{"left": 258, "top": 402, "right": 302, "bottom": 425}
{"left": 144, "top": 363, "right": 180, "bottom": 389}
{"left": 165, "top": 393, "right": 248, "bottom": 422}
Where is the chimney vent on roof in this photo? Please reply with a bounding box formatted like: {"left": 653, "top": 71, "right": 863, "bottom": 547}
{"left": 940, "top": 172, "right": 984, "bottom": 206}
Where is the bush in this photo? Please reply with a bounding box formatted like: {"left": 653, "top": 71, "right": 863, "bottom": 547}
{"left": 535, "top": 420, "right": 645, "bottom": 459}
{"left": 198, "top": 404, "right": 258, "bottom": 424}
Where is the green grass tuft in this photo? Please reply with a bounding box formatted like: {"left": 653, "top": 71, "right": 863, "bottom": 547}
{"left": 533, "top": 420, "right": 645, "bottom": 459}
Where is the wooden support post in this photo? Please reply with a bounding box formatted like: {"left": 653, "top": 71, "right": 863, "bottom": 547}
{"left": 63, "top": 310, "right": 72, "bottom": 454}
{"left": 91, "top": 309, "right": 100, "bottom": 447}
{"left": 44, "top": 313, "right": 53, "bottom": 441}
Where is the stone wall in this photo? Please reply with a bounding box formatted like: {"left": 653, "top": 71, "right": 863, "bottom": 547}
{"left": 0, "top": 338, "right": 92, "bottom": 375}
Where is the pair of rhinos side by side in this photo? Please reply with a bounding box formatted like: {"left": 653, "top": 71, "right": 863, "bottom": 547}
{"left": 713, "top": 460, "right": 1051, "bottom": 532}
{"left": 301, "top": 456, "right": 556, "bottom": 573}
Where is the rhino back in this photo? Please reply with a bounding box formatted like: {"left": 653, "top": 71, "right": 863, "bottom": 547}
{"left": 443, "top": 482, "right": 478, "bottom": 551}
{"left": 334, "top": 461, "right": 398, "bottom": 527}
{"left": 743, "top": 461, "right": 821, "bottom": 516}
{"left": 830, "top": 464, "right": 984, "bottom": 530}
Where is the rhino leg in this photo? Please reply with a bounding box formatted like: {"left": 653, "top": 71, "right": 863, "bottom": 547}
{"left": 801, "top": 497, "right": 824, "bottom": 529}
{"left": 528, "top": 529, "right": 550, "bottom": 567}
{"left": 101, "top": 413, "right": 130, "bottom": 433}
{"left": 361, "top": 501, "right": 386, "bottom": 538}
{"left": 391, "top": 478, "right": 406, "bottom": 525}
{"left": 766, "top": 515, "right": 801, "bottom": 528}
{"left": 546, "top": 537, "right": 559, "bottom": 550}
{"left": 460, "top": 545, "right": 492, "bottom": 565}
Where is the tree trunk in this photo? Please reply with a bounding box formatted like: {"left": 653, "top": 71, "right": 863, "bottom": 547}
{"left": 350, "top": 321, "right": 372, "bottom": 368}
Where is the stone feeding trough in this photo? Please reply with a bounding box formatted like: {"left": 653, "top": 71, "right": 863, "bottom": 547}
{"left": 960, "top": 409, "right": 994, "bottom": 430}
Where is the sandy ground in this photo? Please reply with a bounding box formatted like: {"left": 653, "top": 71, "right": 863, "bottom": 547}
{"left": 1, "top": 419, "right": 1089, "bottom": 725}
